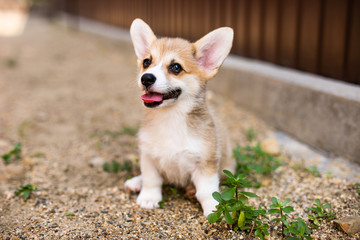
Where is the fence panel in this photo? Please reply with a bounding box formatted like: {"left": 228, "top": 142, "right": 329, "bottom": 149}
{"left": 62, "top": 0, "right": 360, "bottom": 85}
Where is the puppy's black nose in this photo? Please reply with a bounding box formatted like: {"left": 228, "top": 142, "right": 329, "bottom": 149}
{"left": 141, "top": 73, "right": 156, "bottom": 88}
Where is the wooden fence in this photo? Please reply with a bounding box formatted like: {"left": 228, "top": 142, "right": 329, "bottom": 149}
{"left": 63, "top": 0, "right": 360, "bottom": 85}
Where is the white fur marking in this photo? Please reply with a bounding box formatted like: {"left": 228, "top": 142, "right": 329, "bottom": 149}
{"left": 139, "top": 61, "right": 169, "bottom": 93}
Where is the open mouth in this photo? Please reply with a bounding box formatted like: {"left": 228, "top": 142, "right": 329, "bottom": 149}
{"left": 141, "top": 89, "right": 182, "bottom": 108}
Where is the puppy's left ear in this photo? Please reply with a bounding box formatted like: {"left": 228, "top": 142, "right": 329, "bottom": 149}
{"left": 130, "top": 18, "right": 157, "bottom": 60}
{"left": 194, "top": 27, "right": 233, "bottom": 80}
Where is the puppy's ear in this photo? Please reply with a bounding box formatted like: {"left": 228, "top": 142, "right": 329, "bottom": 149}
{"left": 130, "top": 18, "right": 156, "bottom": 60}
{"left": 194, "top": 27, "right": 233, "bottom": 80}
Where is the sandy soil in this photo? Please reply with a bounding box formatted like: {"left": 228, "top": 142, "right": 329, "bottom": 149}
{"left": 0, "top": 16, "right": 359, "bottom": 239}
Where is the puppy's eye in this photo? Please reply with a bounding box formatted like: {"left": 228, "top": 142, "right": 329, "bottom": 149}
{"left": 169, "top": 63, "right": 183, "bottom": 75}
{"left": 143, "top": 58, "right": 151, "bottom": 69}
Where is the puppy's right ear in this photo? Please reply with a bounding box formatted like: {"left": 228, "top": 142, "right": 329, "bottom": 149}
{"left": 130, "top": 18, "right": 156, "bottom": 60}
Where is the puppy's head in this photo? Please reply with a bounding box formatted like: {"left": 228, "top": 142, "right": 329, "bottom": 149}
{"left": 130, "top": 18, "right": 233, "bottom": 109}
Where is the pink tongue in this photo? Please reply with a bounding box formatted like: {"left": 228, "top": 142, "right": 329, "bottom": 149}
{"left": 141, "top": 92, "right": 163, "bottom": 103}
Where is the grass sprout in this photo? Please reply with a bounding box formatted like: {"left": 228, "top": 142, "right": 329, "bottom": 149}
{"left": 14, "top": 184, "right": 39, "bottom": 199}
{"left": 2, "top": 142, "right": 22, "bottom": 164}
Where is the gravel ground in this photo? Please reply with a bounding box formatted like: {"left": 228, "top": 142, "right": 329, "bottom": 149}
{"left": 0, "top": 15, "right": 359, "bottom": 239}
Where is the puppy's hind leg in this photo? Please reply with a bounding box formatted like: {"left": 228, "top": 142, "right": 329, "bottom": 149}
{"left": 124, "top": 175, "right": 143, "bottom": 193}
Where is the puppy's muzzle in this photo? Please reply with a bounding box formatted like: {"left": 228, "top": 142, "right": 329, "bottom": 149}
{"left": 141, "top": 73, "right": 156, "bottom": 89}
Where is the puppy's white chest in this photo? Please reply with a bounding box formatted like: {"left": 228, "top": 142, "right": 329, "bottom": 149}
{"left": 139, "top": 115, "right": 204, "bottom": 185}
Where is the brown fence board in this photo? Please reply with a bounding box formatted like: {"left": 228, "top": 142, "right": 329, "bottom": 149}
{"left": 345, "top": 0, "right": 360, "bottom": 84}
{"left": 298, "top": 0, "right": 322, "bottom": 74}
{"left": 248, "top": 0, "right": 263, "bottom": 59}
{"left": 233, "top": 0, "right": 248, "bottom": 56}
{"left": 61, "top": 0, "right": 360, "bottom": 85}
{"left": 263, "top": 0, "right": 280, "bottom": 63}
{"left": 320, "top": 0, "right": 348, "bottom": 80}
{"left": 278, "top": 0, "right": 300, "bottom": 68}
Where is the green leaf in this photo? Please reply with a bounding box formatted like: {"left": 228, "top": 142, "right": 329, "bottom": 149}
{"left": 212, "top": 192, "right": 223, "bottom": 203}
{"left": 22, "top": 190, "right": 30, "bottom": 199}
{"left": 314, "top": 218, "right": 319, "bottom": 226}
{"left": 65, "top": 212, "right": 74, "bottom": 217}
{"left": 281, "top": 218, "right": 290, "bottom": 228}
{"left": 221, "top": 188, "right": 235, "bottom": 201}
{"left": 223, "top": 169, "right": 234, "bottom": 179}
{"left": 268, "top": 209, "right": 280, "bottom": 214}
{"left": 282, "top": 198, "right": 291, "bottom": 206}
{"left": 289, "top": 226, "right": 299, "bottom": 235}
{"left": 2, "top": 153, "right": 11, "bottom": 164}
{"left": 229, "top": 201, "right": 243, "bottom": 212}
{"left": 282, "top": 206, "right": 294, "bottom": 213}
{"left": 238, "top": 195, "right": 249, "bottom": 204}
{"left": 14, "top": 184, "right": 38, "bottom": 200}
{"left": 158, "top": 200, "right": 165, "bottom": 209}
{"left": 224, "top": 209, "right": 233, "bottom": 225}
{"left": 2, "top": 142, "right": 22, "bottom": 164}
{"left": 269, "top": 204, "right": 277, "bottom": 209}
{"left": 254, "top": 229, "right": 264, "bottom": 239}
{"left": 323, "top": 203, "right": 331, "bottom": 209}
{"left": 207, "top": 212, "right": 221, "bottom": 223}
{"left": 238, "top": 211, "right": 246, "bottom": 228}
{"left": 253, "top": 164, "right": 264, "bottom": 173}
{"left": 271, "top": 197, "right": 279, "bottom": 205}
{"left": 315, "top": 199, "right": 321, "bottom": 205}
{"left": 240, "top": 191, "right": 259, "bottom": 198}
{"left": 170, "top": 187, "right": 177, "bottom": 195}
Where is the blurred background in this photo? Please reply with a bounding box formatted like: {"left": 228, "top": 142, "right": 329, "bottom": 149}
{"left": 0, "top": 0, "right": 359, "bottom": 85}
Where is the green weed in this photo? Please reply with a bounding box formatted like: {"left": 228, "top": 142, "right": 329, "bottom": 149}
{"left": 120, "top": 126, "right": 138, "bottom": 137}
{"left": 102, "top": 160, "right": 133, "bottom": 173}
{"left": 65, "top": 212, "right": 75, "bottom": 217}
{"left": 102, "top": 130, "right": 122, "bottom": 138}
{"left": 307, "top": 199, "right": 336, "bottom": 228}
{"left": 158, "top": 186, "right": 180, "bottom": 209}
{"left": 304, "top": 166, "right": 321, "bottom": 177}
{"left": 207, "top": 144, "right": 337, "bottom": 239}
{"left": 269, "top": 197, "right": 311, "bottom": 240}
{"left": 14, "top": 184, "right": 39, "bottom": 199}
{"left": 207, "top": 170, "right": 269, "bottom": 239}
{"left": 2, "top": 142, "right": 22, "bottom": 164}
{"left": 233, "top": 144, "right": 281, "bottom": 187}
{"left": 158, "top": 196, "right": 169, "bottom": 209}
{"left": 206, "top": 172, "right": 331, "bottom": 239}
{"left": 244, "top": 128, "right": 257, "bottom": 142}
{"left": 5, "top": 58, "right": 17, "bottom": 68}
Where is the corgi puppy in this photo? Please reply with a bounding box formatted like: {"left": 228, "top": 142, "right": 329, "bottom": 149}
{"left": 124, "top": 18, "right": 235, "bottom": 216}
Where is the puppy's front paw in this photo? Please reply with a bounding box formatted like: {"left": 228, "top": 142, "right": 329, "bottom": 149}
{"left": 124, "top": 175, "right": 142, "bottom": 192}
{"left": 201, "top": 198, "right": 218, "bottom": 217}
{"left": 136, "top": 188, "right": 162, "bottom": 209}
